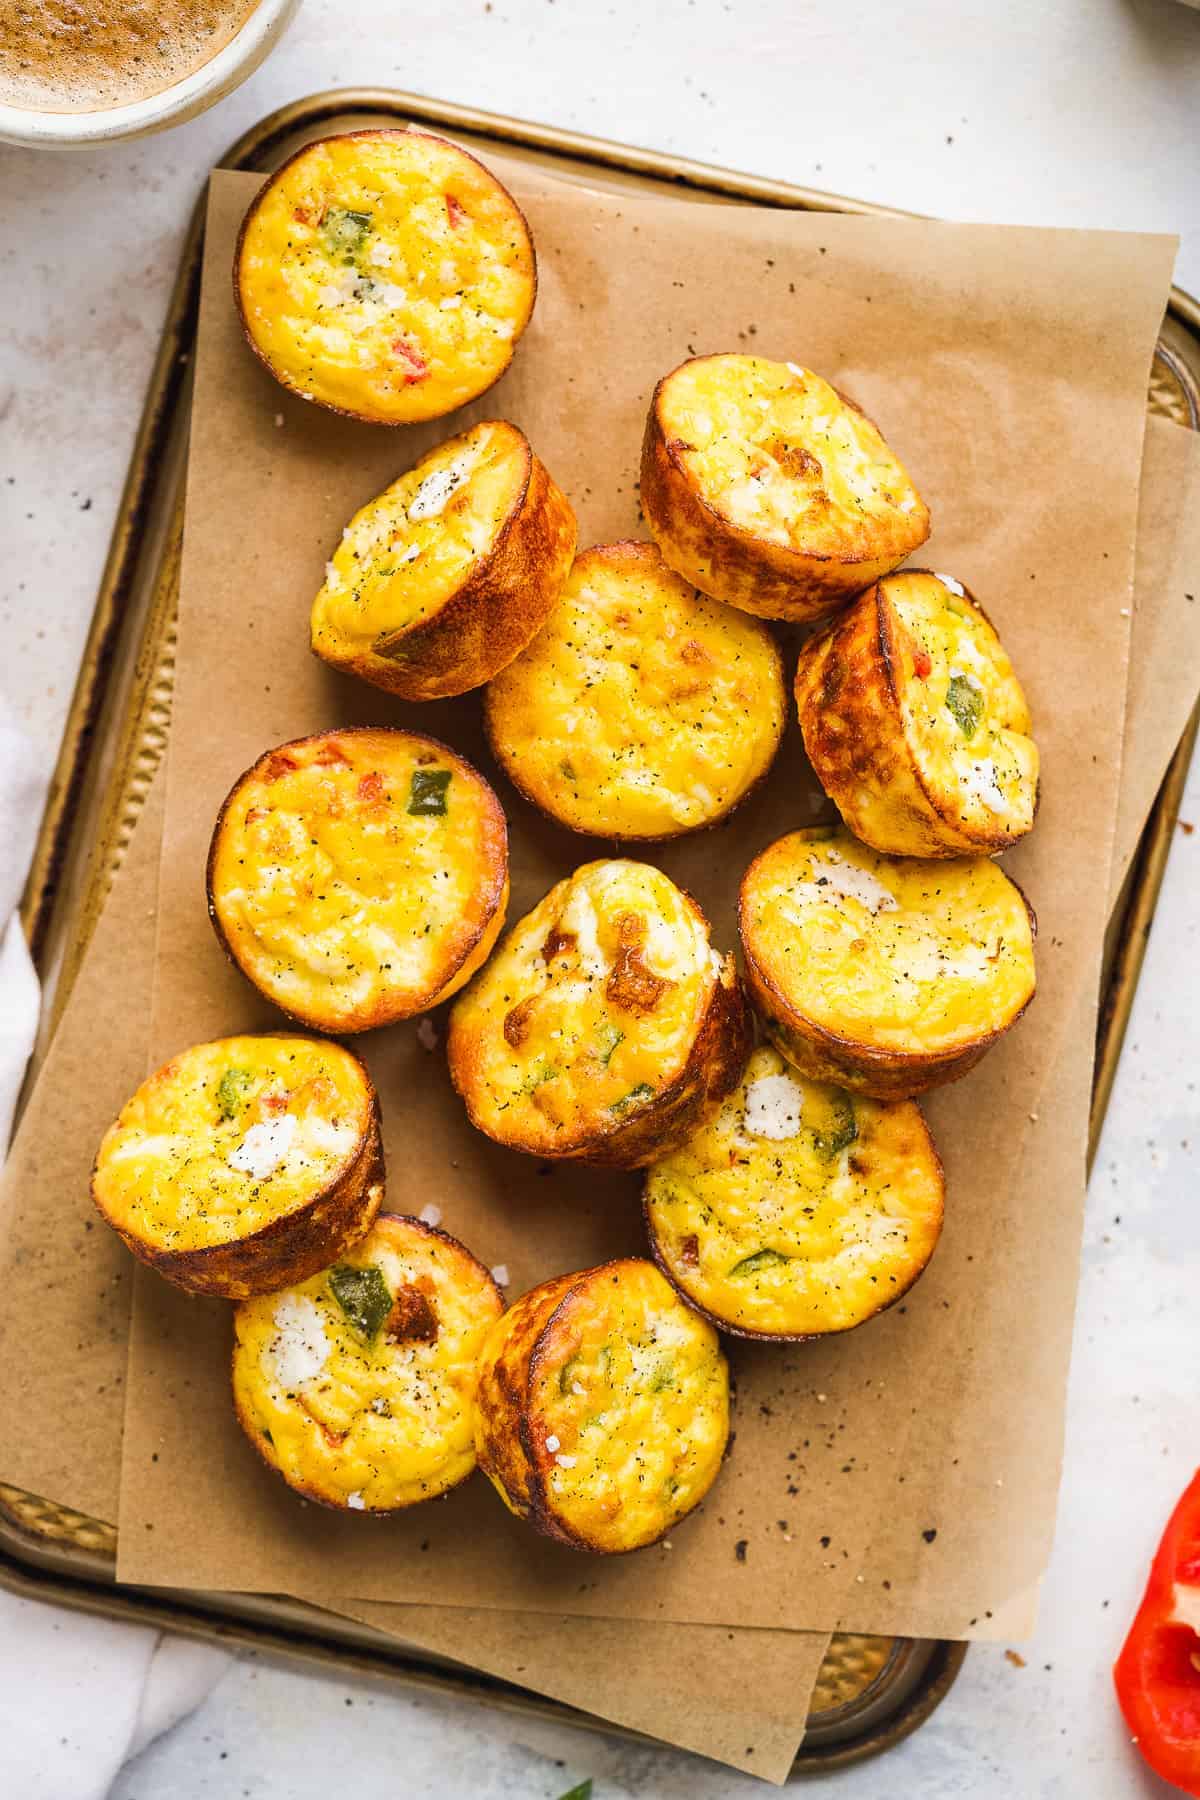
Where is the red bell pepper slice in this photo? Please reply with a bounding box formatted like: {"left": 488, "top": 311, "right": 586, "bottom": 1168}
{"left": 1114, "top": 1469, "right": 1200, "bottom": 1795}
{"left": 390, "top": 336, "right": 429, "bottom": 384}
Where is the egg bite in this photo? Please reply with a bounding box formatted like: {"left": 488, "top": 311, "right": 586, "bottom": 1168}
{"left": 738, "top": 826, "right": 1036, "bottom": 1098}
{"left": 447, "top": 858, "right": 751, "bottom": 1167}
{"left": 234, "top": 128, "right": 537, "bottom": 424}
{"left": 232, "top": 1213, "right": 504, "bottom": 1511}
{"left": 311, "top": 421, "right": 576, "bottom": 702}
{"left": 474, "top": 1258, "right": 730, "bottom": 1552}
{"left": 644, "top": 1045, "right": 944, "bottom": 1339}
{"left": 640, "top": 354, "right": 930, "bottom": 622}
{"left": 207, "top": 729, "right": 509, "bottom": 1035}
{"left": 484, "top": 540, "right": 785, "bottom": 839}
{"left": 91, "top": 1035, "right": 383, "bottom": 1298}
{"left": 795, "top": 569, "right": 1039, "bottom": 856}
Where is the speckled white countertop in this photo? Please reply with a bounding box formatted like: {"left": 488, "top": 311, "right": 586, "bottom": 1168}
{"left": 4, "top": 2, "right": 1200, "bottom": 1794}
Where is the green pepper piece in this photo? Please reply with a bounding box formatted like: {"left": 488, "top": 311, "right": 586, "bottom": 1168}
{"left": 729, "top": 1248, "right": 791, "bottom": 1278}
{"left": 811, "top": 1093, "right": 858, "bottom": 1160}
{"left": 320, "top": 206, "right": 372, "bottom": 264}
{"left": 594, "top": 1020, "right": 624, "bottom": 1067}
{"left": 407, "top": 768, "right": 452, "bottom": 816}
{"left": 520, "top": 1059, "right": 558, "bottom": 1096}
{"left": 609, "top": 1082, "right": 654, "bottom": 1116}
{"left": 216, "top": 1066, "right": 254, "bottom": 1122}
{"left": 945, "top": 673, "right": 983, "bottom": 739}
{"left": 649, "top": 1357, "right": 676, "bottom": 1393}
{"left": 328, "top": 1264, "right": 392, "bottom": 1340}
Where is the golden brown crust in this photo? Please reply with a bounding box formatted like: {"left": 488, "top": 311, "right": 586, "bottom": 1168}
{"left": 473, "top": 1272, "right": 580, "bottom": 1542}
{"left": 795, "top": 572, "right": 1038, "bottom": 856}
{"left": 641, "top": 1053, "right": 946, "bottom": 1341}
{"left": 738, "top": 871, "right": 1038, "bottom": 1100}
{"left": 232, "top": 1212, "right": 503, "bottom": 1511}
{"left": 324, "top": 431, "right": 577, "bottom": 701}
{"left": 483, "top": 539, "right": 785, "bottom": 841}
{"left": 91, "top": 1039, "right": 385, "bottom": 1299}
{"left": 474, "top": 1259, "right": 728, "bottom": 1553}
{"left": 233, "top": 127, "right": 537, "bottom": 427}
{"left": 207, "top": 728, "right": 509, "bottom": 1035}
{"left": 448, "top": 949, "right": 752, "bottom": 1170}
{"left": 639, "top": 356, "right": 929, "bottom": 623}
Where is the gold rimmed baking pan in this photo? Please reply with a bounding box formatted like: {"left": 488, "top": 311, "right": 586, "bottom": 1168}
{"left": 7, "top": 87, "right": 1199, "bottom": 1775}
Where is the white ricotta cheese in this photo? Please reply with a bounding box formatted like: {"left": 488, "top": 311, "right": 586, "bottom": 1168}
{"left": 408, "top": 461, "right": 467, "bottom": 521}
{"left": 267, "top": 1294, "right": 329, "bottom": 1390}
{"left": 935, "top": 572, "right": 966, "bottom": 597}
{"left": 545, "top": 1434, "right": 561, "bottom": 1453}
{"left": 744, "top": 1073, "right": 805, "bottom": 1141}
{"left": 347, "top": 1491, "right": 365, "bottom": 1510}
{"left": 490, "top": 1264, "right": 510, "bottom": 1288}
{"left": 797, "top": 852, "right": 899, "bottom": 916}
{"left": 229, "top": 1113, "right": 298, "bottom": 1180}
{"left": 418, "top": 1203, "right": 442, "bottom": 1227}
{"left": 962, "top": 756, "right": 1009, "bottom": 814}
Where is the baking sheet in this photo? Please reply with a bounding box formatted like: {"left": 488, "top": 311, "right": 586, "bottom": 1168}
{"left": 115, "top": 160, "right": 1176, "bottom": 1647}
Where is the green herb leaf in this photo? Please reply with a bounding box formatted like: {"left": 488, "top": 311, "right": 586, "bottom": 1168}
{"left": 555, "top": 1783, "right": 593, "bottom": 1800}
{"left": 407, "top": 768, "right": 452, "bottom": 816}
{"left": 811, "top": 1094, "right": 858, "bottom": 1160}
{"left": 216, "top": 1066, "right": 254, "bottom": 1121}
{"left": 329, "top": 1264, "right": 392, "bottom": 1340}
{"left": 320, "top": 206, "right": 372, "bottom": 263}
{"left": 945, "top": 673, "right": 983, "bottom": 739}
{"left": 729, "top": 1248, "right": 791, "bottom": 1278}
{"left": 609, "top": 1082, "right": 654, "bottom": 1116}
{"left": 649, "top": 1357, "right": 676, "bottom": 1392}
{"left": 520, "top": 1059, "right": 558, "bottom": 1096}
{"left": 560, "top": 758, "right": 577, "bottom": 781}
{"left": 594, "top": 1021, "right": 625, "bottom": 1067}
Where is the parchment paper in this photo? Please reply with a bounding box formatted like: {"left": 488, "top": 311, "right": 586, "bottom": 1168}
{"left": 115, "top": 166, "right": 1175, "bottom": 1639}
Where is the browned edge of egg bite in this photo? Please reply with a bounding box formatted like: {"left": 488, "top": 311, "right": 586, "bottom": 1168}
{"left": 639, "top": 355, "right": 930, "bottom": 622}
{"left": 91, "top": 1037, "right": 385, "bottom": 1299}
{"left": 795, "top": 570, "right": 1039, "bottom": 857}
{"left": 737, "top": 841, "right": 1038, "bottom": 1100}
{"left": 363, "top": 432, "right": 578, "bottom": 700}
{"left": 206, "top": 728, "right": 509, "bottom": 1035}
{"left": 233, "top": 127, "right": 537, "bottom": 427}
{"left": 232, "top": 1212, "right": 504, "bottom": 1512}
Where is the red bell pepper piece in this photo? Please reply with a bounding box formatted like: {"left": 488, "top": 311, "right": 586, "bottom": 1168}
{"left": 390, "top": 336, "right": 429, "bottom": 384}
{"left": 445, "top": 193, "right": 466, "bottom": 228}
{"left": 1114, "top": 1469, "right": 1200, "bottom": 1795}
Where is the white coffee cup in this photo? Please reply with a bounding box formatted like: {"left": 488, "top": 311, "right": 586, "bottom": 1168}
{"left": 0, "top": 0, "right": 300, "bottom": 148}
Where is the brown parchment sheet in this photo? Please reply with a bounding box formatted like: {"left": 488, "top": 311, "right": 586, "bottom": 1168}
{"left": 115, "top": 166, "right": 1176, "bottom": 1638}
{"left": 0, "top": 774, "right": 164, "bottom": 1523}
{"left": 1110, "top": 416, "right": 1200, "bottom": 904}
{"left": 326, "top": 1600, "right": 829, "bottom": 1785}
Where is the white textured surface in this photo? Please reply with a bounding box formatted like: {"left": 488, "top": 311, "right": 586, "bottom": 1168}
{"left": 2, "top": 0, "right": 1198, "bottom": 1791}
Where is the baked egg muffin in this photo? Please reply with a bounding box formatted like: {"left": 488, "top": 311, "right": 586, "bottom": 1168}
{"left": 640, "top": 354, "right": 930, "bottom": 621}
{"left": 644, "top": 1045, "right": 944, "bottom": 1339}
{"left": 235, "top": 128, "right": 536, "bottom": 424}
{"left": 474, "top": 1258, "right": 730, "bottom": 1552}
{"left": 739, "top": 826, "right": 1036, "bottom": 1098}
{"left": 91, "top": 1035, "right": 383, "bottom": 1298}
{"left": 484, "top": 540, "right": 785, "bottom": 838}
{"left": 795, "top": 569, "right": 1038, "bottom": 856}
{"left": 311, "top": 420, "right": 576, "bottom": 701}
{"left": 448, "top": 859, "right": 750, "bottom": 1167}
{"left": 233, "top": 1213, "right": 503, "bottom": 1511}
{"left": 208, "top": 729, "right": 509, "bottom": 1035}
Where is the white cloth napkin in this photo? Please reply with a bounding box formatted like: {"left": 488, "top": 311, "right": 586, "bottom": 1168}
{"left": 0, "top": 698, "right": 231, "bottom": 1795}
{"left": 0, "top": 1594, "right": 230, "bottom": 1800}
